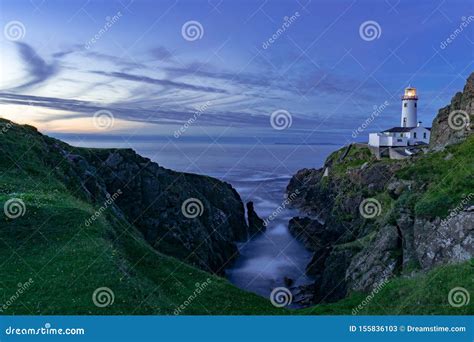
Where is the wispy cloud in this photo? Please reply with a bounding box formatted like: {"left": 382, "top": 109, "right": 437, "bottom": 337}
{"left": 92, "top": 70, "right": 229, "bottom": 94}
{"left": 9, "top": 42, "right": 58, "bottom": 91}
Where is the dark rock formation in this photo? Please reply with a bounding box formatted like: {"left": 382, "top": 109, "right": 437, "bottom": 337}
{"left": 246, "top": 201, "right": 265, "bottom": 236}
{"left": 430, "top": 72, "right": 474, "bottom": 148}
{"left": 45, "top": 141, "right": 252, "bottom": 275}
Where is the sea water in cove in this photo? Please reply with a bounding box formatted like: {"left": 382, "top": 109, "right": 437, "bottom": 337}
{"left": 65, "top": 138, "right": 338, "bottom": 307}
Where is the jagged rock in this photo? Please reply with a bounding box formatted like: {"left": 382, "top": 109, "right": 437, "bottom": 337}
{"left": 414, "top": 210, "right": 474, "bottom": 269}
{"left": 54, "top": 147, "right": 251, "bottom": 275}
{"left": 395, "top": 209, "right": 418, "bottom": 269}
{"left": 346, "top": 225, "right": 400, "bottom": 292}
{"left": 317, "top": 248, "right": 356, "bottom": 302}
{"left": 430, "top": 73, "right": 474, "bottom": 148}
{"left": 288, "top": 217, "right": 334, "bottom": 251}
{"left": 246, "top": 201, "right": 265, "bottom": 236}
{"left": 386, "top": 180, "right": 412, "bottom": 199}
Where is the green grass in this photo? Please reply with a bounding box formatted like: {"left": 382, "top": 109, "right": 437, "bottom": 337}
{"left": 0, "top": 119, "right": 472, "bottom": 315}
{"left": 396, "top": 135, "right": 474, "bottom": 219}
{"left": 0, "top": 119, "right": 282, "bottom": 315}
{"left": 301, "top": 261, "right": 473, "bottom": 315}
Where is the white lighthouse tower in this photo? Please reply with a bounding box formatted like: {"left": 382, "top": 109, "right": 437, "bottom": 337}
{"left": 401, "top": 87, "right": 418, "bottom": 127}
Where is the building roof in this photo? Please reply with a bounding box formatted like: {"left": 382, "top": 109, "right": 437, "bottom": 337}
{"left": 382, "top": 127, "right": 412, "bottom": 133}
{"left": 382, "top": 126, "right": 431, "bottom": 133}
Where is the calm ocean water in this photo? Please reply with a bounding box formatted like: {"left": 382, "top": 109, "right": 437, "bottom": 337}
{"left": 64, "top": 138, "right": 338, "bottom": 305}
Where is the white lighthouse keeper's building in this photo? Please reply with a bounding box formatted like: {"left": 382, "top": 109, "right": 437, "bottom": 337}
{"left": 369, "top": 87, "right": 431, "bottom": 148}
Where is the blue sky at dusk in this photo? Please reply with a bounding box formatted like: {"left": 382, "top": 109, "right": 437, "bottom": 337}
{"left": 0, "top": 0, "right": 473, "bottom": 143}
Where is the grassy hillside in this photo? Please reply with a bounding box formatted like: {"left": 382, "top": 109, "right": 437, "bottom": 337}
{"left": 1, "top": 119, "right": 472, "bottom": 315}
{"left": 304, "top": 261, "right": 473, "bottom": 315}
{"left": 0, "top": 120, "right": 281, "bottom": 315}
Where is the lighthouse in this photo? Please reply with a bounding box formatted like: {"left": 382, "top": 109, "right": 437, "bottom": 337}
{"left": 401, "top": 87, "right": 418, "bottom": 127}
{"left": 368, "top": 85, "right": 431, "bottom": 150}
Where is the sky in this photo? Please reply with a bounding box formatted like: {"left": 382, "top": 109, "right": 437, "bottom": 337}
{"left": 0, "top": 0, "right": 473, "bottom": 144}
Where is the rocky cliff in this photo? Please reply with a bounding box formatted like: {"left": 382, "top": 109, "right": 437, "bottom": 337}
{"left": 430, "top": 73, "right": 474, "bottom": 148}
{"left": 2, "top": 121, "right": 254, "bottom": 275}
{"left": 287, "top": 73, "right": 474, "bottom": 304}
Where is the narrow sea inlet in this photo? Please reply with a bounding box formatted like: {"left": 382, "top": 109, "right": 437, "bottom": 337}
{"left": 68, "top": 138, "right": 337, "bottom": 304}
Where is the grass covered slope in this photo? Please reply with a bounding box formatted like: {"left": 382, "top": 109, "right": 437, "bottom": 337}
{"left": 305, "top": 261, "right": 473, "bottom": 315}
{"left": 0, "top": 119, "right": 281, "bottom": 315}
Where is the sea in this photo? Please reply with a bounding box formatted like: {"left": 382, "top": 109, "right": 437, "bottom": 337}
{"left": 61, "top": 137, "right": 339, "bottom": 306}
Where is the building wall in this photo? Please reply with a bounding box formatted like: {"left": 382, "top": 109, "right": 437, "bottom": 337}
{"left": 407, "top": 127, "right": 430, "bottom": 145}
{"left": 369, "top": 133, "right": 408, "bottom": 147}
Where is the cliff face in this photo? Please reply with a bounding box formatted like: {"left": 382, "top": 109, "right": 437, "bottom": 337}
{"left": 430, "top": 73, "right": 474, "bottom": 148}
{"left": 71, "top": 148, "right": 250, "bottom": 274}
{"left": 287, "top": 73, "right": 474, "bottom": 304}
{"left": 2, "top": 121, "right": 252, "bottom": 275}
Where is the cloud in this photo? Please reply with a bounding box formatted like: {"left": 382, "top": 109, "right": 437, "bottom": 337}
{"left": 10, "top": 42, "right": 58, "bottom": 91}
{"left": 92, "top": 70, "right": 229, "bottom": 94}
{"left": 149, "top": 46, "right": 174, "bottom": 61}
